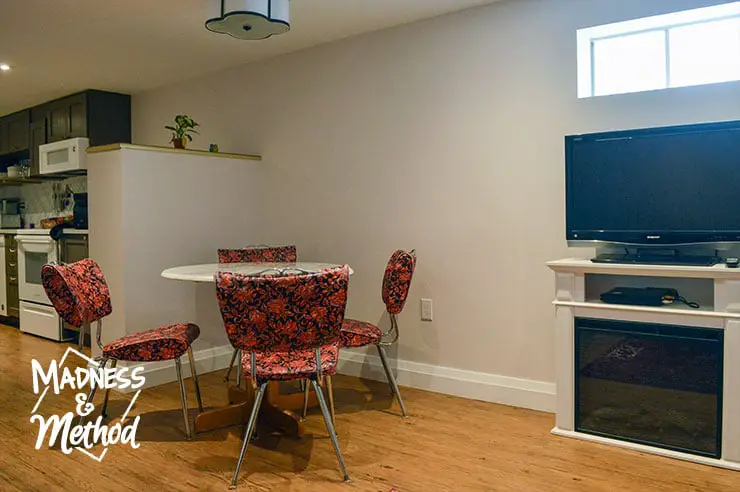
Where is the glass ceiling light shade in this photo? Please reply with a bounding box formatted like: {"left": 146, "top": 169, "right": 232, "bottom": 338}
{"left": 206, "top": 0, "right": 290, "bottom": 40}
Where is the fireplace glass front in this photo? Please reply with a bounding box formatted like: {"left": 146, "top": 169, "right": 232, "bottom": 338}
{"left": 575, "top": 318, "right": 723, "bottom": 458}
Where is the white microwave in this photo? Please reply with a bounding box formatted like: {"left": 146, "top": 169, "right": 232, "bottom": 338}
{"left": 39, "top": 137, "right": 89, "bottom": 174}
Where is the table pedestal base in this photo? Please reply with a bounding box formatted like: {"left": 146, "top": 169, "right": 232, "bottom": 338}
{"left": 194, "top": 382, "right": 318, "bottom": 436}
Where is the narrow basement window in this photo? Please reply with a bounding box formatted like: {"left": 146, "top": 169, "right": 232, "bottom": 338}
{"left": 577, "top": 2, "right": 740, "bottom": 98}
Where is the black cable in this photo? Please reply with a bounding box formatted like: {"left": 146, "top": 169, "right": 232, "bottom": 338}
{"left": 675, "top": 296, "right": 700, "bottom": 309}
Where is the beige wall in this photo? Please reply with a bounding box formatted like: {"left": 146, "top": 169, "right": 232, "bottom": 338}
{"left": 132, "top": 0, "right": 740, "bottom": 386}
{"left": 88, "top": 149, "right": 124, "bottom": 357}
{"left": 89, "top": 148, "right": 263, "bottom": 354}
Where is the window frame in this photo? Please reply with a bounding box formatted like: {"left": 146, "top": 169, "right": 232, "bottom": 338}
{"left": 577, "top": 2, "right": 740, "bottom": 98}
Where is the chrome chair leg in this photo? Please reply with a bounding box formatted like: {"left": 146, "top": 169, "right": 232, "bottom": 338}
{"left": 326, "top": 375, "right": 336, "bottom": 424}
{"left": 224, "top": 348, "right": 238, "bottom": 382}
{"left": 312, "top": 379, "right": 350, "bottom": 482}
{"left": 301, "top": 380, "right": 310, "bottom": 420}
{"left": 101, "top": 359, "right": 118, "bottom": 418}
{"left": 230, "top": 382, "right": 267, "bottom": 490}
{"left": 175, "top": 357, "right": 191, "bottom": 439}
{"left": 377, "top": 345, "right": 408, "bottom": 417}
{"left": 187, "top": 347, "right": 203, "bottom": 413}
{"left": 78, "top": 323, "right": 88, "bottom": 351}
{"left": 80, "top": 358, "right": 107, "bottom": 426}
{"left": 235, "top": 350, "right": 242, "bottom": 388}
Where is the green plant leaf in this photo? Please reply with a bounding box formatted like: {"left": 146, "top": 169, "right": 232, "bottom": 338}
{"left": 167, "top": 114, "right": 199, "bottom": 139}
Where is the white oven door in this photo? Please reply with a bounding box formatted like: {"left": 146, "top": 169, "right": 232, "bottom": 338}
{"left": 17, "top": 235, "right": 57, "bottom": 305}
{"left": 20, "top": 301, "right": 61, "bottom": 341}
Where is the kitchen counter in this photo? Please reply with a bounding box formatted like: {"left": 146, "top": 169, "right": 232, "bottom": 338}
{"left": 0, "top": 228, "right": 88, "bottom": 235}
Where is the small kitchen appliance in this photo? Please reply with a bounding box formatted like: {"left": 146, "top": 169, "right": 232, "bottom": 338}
{"left": 0, "top": 199, "right": 21, "bottom": 229}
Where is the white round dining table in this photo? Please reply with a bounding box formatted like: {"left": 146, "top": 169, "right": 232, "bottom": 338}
{"left": 159, "top": 261, "right": 353, "bottom": 437}
{"left": 161, "top": 262, "right": 353, "bottom": 282}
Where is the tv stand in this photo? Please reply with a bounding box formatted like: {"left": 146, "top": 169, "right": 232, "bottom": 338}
{"left": 592, "top": 249, "right": 720, "bottom": 267}
{"left": 546, "top": 258, "right": 740, "bottom": 471}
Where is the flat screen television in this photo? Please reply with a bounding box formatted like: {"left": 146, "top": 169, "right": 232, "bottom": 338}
{"left": 566, "top": 120, "right": 740, "bottom": 246}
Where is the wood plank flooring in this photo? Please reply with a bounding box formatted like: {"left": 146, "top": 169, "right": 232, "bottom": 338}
{"left": 1, "top": 323, "right": 739, "bottom": 491}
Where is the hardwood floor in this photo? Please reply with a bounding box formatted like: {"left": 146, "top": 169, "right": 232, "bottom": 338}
{"left": 2, "top": 324, "right": 739, "bottom": 491}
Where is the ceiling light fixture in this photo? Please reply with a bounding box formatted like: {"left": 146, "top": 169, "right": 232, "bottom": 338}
{"left": 0, "top": 64, "right": 10, "bottom": 71}
{"left": 206, "top": 0, "right": 290, "bottom": 40}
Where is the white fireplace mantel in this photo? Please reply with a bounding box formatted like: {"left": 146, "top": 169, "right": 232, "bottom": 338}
{"left": 547, "top": 258, "right": 740, "bottom": 471}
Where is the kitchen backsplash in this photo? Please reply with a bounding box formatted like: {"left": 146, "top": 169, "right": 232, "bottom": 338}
{"left": 0, "top": 176, "right": 87, "bottom": 228}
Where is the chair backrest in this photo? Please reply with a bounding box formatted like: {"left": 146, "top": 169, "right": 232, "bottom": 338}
{"left": 41, "top": 258, "right": 113, "bottom": 328}
{"left": 217, "top": 244, "right": 298, "bottom": 264}
{"left": 381, "top": 249, "right": 417, "bottom": 315}
{"left": 215, "top": 265, "right": 349, "bottom": 353}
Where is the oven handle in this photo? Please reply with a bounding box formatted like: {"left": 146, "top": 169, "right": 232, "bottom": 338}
{"left": 16, "top": 237, "right": 56, "bottom": 246}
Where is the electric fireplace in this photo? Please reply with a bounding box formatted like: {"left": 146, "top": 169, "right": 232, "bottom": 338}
{"left": 575, "top": 318, "right": 723, "bottom": 458}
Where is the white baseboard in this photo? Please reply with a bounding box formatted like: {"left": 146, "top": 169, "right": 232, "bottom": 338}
{"left": 552, "top": 427, "right": 740, "bottom": 471}
{"left": 120, "top": 344, "right": 556, "bottom": 413}
{"left": 120, "top": 344, "right": 235, "bottom": 392}
{"left": 337, "top": 349, "right": 556, "bottom": 413}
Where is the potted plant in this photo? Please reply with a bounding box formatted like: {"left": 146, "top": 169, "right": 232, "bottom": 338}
{"left": 165, "top": 115, "right": 199, "bottom": 149}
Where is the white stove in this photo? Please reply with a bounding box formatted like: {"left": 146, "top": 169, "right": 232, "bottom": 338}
{"left": 16, "top": 229, "right": 89, "bottom": 341}
{"left": 17, "top": 233, "right": 60, "bottom": 340}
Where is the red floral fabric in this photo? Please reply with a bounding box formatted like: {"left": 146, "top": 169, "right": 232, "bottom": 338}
{"left": 218, "top": 245, "right": 297, "bottom": 264}
{"left": 381, "top": 250, "right": 417, "bottom": 315}
{"left": 340, "top": 319, "right": 382, "bottom": 348}
{"left": 215, "top": 266, "right": 350, "bottom": 354}
{"left": 41, "top": 259, "right": 113, "bottom": 328}
{"left": 338, "top": 250, "right": 416, "bottom": 348}
{"left": 103, "top": 323, "right": 200, "bottom": 362}
{"left": 42, "top": 259, "right": 200, "bottom": 363}
{"left": 240, "top": 344, "right": 338, "bottom": 383}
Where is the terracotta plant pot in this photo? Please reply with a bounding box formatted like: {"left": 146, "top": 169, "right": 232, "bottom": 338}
{"left": 172, "top": 137, "right": 186, "bottom": 149}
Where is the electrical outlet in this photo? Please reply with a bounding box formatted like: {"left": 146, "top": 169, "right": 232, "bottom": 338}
{"left": 421, "top": 298, "right": 433, "bottom": 321}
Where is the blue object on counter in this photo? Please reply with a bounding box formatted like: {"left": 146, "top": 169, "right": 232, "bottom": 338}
{"left": 50, "top": 223, "right": 73, "bottom": 240}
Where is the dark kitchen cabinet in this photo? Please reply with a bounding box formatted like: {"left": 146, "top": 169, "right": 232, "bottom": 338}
{"left": 1, "top": 90, "right": 131, "bottom": 163}
{"left": 45, "top": 93, "right": 87, "bottom": 142}
{"left": 61, "top": 235, "right": 88, "bottom": 264}
{"left": 0, "top": 110, "right": 30, "bottom": 154}
{"left": 7, "top": 111, "right": 30, "bottom": 152}
{"left": 45, "top": 95, "right": 83, "bottom": 142}
{"left": 0, "top": 122, "right": 5, "bottom": 155}
{"left": 5, "top": 235, "right": 18, "bottom": 319}
{"left": 60, "top": 235, "right": 89, "bottom": 345}
{"left": 37, "top": 90, "right": 130, "bottom": 146}
{"left": 28, "top": 119, "right": 47, "bottom": 176}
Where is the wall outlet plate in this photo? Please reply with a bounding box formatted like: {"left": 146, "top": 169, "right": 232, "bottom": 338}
{"left": 421, "top": 298, "right": 433, "bottom": 321}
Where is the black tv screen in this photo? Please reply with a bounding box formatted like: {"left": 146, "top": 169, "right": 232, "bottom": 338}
{"left": 566, "top": 120, "right": 740, "bottom": 245}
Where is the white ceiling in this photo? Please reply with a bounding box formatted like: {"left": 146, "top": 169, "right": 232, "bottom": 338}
{"left": 0, "top": 0, "right": 500, "bottom": 115}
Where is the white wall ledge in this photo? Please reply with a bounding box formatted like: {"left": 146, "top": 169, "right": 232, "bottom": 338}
{"left": 87, "top": 143, "right": 262, "bottom": 161}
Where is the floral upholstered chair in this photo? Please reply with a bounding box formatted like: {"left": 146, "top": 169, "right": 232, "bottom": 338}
{"left": 41, "top": 258, "right": 203, "bottom": 438}
{"left": 218, "top": 244, "right": 298, "bottom": 384}
{"left": 215, "top": 265, "right": 350, "bottom": 489}
{"left": 304, "top": 249, "right": 416, "bottom": 421}
{"left": 217, "top": 244, "right": 297, "bottom": 264}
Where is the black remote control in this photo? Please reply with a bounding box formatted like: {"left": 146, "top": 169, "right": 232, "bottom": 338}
{"left": 726, "top": 258, "right": 739, "bottom": 268}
